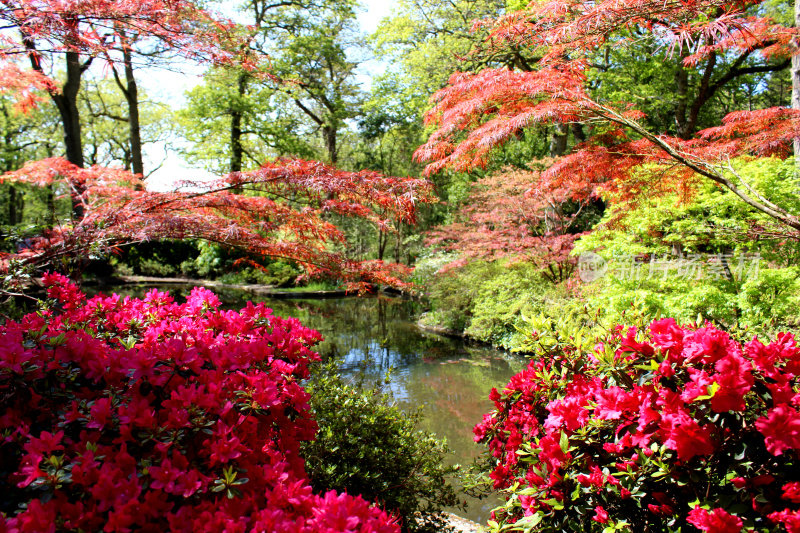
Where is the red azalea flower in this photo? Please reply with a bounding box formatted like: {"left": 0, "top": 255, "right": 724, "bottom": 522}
{"left": 592, "top": 506, "right": 609, "bottom": 523}
{"left": 87, "top": 398, "right": 113, "bottom": 430}
{"left": 782, "top": 482, "right": 800, "bottom": 504}
{"left": 683, "top": 327, "right": 738, "bottom": 365}
{"left": 756, "top": 404, "right": 800, "bottom": 456}
{"left": 769, "top": 509, "right": 800, "bottom": 533}
{"left": 659, "top": 407, "right": 715, "bottom": 460}
{"left": 687, "top": 507, "right": 743, "bottom": 533}
{"left": 710, "top": 353, "right": 754, "bottom": 413}
{"left": 649, "top": 318, "right": 685, "bottom": 361}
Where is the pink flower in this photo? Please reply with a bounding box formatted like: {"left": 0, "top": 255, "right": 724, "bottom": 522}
{"left": 687, "top": 507, "right": 743, "bottom": 532}
{"left": 592, "top": 506, "right": 609, "bottom": 523}
{"left": 545, "top": 397, "right": 589, "bottom": 432}
{"left": 576, "top": 466, "right": 604, "bottom": 488}
{"left": 617, "top": 327, "right": 654, "bottom": 358}
{"left": 0, "top": 333, "right": 34, "bottom": 374}
{"left": 756, "top": 404, "right": 800, "bottom": 456}
{"left": 782, "top": 482, "right": 800, "bottom": 504}
{"left": 15, "top": 499, "right": 56, "bottom": 533}
{"left": 595, "top": 387, "right": 638, "bottom": 420}
{"left": 649, "top": 318, "right": 685, "bottom": 360}
{"left": 710, "top": 353, "right": 753, "bottom": 413}
{"left": 24, "top": 430, "right": 64, "bottom": 456}
{"left": 769, "top": 509, "right": 800, "bottom": 533}
{"left": 730, "top": 477, "right": 747, "bottom": 489}
{"left": 87, "top": 397, "right": 113, "bottom": 430}
{"left": 659, "top": 408, "right": 715, "bottom": 460}
{"left": 648, "top": 503, "right": 674, "bottom": 516}
{"left": 683, "top": 327, "right": 737, "bottom": 365}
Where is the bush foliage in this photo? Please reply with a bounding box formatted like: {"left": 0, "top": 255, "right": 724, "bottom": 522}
{"left": 573, "top": 157, "right": 800, "bottom": 331}
{"left": 417, "top": 260, "right": 573, "bottom": 348}
{"left": 0, "top": 275, "right": 398, "bottom": 532}
{"left": 474, "top": 316, "right": 800, "bottom": 532}
{"left": 302, "top": 365, "right": 461, "bottom": 533}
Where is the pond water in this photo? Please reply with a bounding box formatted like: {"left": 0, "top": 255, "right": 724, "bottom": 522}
{"left": 101, "top": 284, "right": 525, "bottom": 524}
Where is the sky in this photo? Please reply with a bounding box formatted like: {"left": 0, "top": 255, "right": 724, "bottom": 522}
{"left": 143, "top": 0, "right": 398, "bottom": 191}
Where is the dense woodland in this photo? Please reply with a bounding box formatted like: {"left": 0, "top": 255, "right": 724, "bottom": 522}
{"left": 1, "top": 0, "right": 800, "bottom": 532}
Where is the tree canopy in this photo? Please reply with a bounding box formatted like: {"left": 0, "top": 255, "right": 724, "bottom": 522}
{"left": 414, "top": 0, "right": 800, "bottom": 233}
{"left": 0, "top": 0, "right": 437, "bottom": 291}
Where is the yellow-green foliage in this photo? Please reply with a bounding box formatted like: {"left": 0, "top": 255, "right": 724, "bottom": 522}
{"left": 419, "top": 260, "right": 575, "bottom": 348}
{"left": 574, "top": 157, "right": 800, "bottom": 330}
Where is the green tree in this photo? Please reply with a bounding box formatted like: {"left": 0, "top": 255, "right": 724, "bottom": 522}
{"left": 179, "top": 67, "right": 313, "bottom": 174}
{"left": 179, "top": 0, "right": 364, "bottom": 170}
{"left": 264, "top": 0, "right": 363, "bottom": 165}
{"left": 0, "top": 95, "right": 62, "bottom": 227}
{"left": 80, "top": 78, "right": 173, "bottom": 174}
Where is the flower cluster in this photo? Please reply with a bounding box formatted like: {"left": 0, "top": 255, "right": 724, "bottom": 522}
{"left": 475, "top": 318, "right": 800, "bottom": 532}
{"left": 0, "top": 273, "right": 398, "bottom": 532}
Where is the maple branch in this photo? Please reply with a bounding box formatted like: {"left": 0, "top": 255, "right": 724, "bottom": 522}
{"left": 108, "top": 62, "right": 131, "bottom": 99}
{"left": 593, "top": 105, "right": 800, "bottom": 232}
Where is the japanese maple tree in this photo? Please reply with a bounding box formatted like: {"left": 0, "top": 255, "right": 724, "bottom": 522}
{"left": 0, "top": 157, "right": 434, "bottom": 290}
{"left": 426, "top": 163, "right": 598, "bottom": 282}
{"left": 0, "top": 1, "right": 436, "bottom": 291}
{"left": 414, "top": 0, "right": 800, "bottom": 233}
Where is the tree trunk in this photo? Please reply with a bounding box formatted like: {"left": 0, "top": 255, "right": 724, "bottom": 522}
{"left": 16, "top": 187, "right": 23, "bottom": 223}
{"left": 46, "top": 185, "right": 56, "bottom": 227}
{"left": 545, "top": 123, "right": 569, "bottom": 233}
{"left": 571, "top": 123, "right": 586, "bottom": 144}
{"left": 549, "top": 122, "right": 569, "bottom": 156}
{"left": 123, "top": 47, "right": 144, "bottom": 181}
{"left": 323, "top": 124, "right": 337, "bottom": 165}
{"left": 394, "top": 221, "right": 403, "bottom": 264}
{"left": 23, "top": 32, "right": 85, "bottom": 173}
{"left": 53, "top": 51, "right": 84, "bottom": 169}
{"left": 8, "top": 185, "right": 18, "bottom": 224}
{"left": 674, "top": 53, "right": 692, "bottom": 140}
{"left": 55, "top": 52, "right": 85, "bottom": 220}
{"left": 230, "top": 72, "right": 247, "bottom": 174}
{"left": 377, "top": 228, "right": 386, "bottom": 261}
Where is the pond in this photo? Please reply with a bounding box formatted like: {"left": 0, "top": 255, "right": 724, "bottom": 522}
{"left": 102, "top": 283, "right": 525, "bottom": 524}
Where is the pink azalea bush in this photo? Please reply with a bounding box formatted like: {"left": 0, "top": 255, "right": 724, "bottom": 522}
{"left": 475, "top": 318, "right": 800, "bottom": 532}
{"left": 0, "top": 273, "right": 398, "bottom": 532}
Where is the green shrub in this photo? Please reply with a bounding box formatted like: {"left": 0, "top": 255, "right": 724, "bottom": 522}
{"left": 737, "top": 266, "right": 800, "bottom": 327}
{"left": 219, "top": 262, "right": 301, "bottom": 287}
{"left": 571, "top": 156, "right": 800, "bottom": 331}
{"left": 301, "top": 363, "right": 462, "bottom": 533}
{"left": 465, "top": 262, "right": 564, "bottom": 348}
{"left": 419, "top": 259, "right": 577, "bottom": 349}
{"left": 137, "top": 257, "right": 177, "bottom": 277}
{"left": 194, "top": 240, "right": 226, "bottom": 277}
{"left": 418, "top": 265, "right": 478, "bottom": 333}
{"left": 578, "top": 261, "right": 800, "bottom": 332}
{"left": 114, "top": 240, "right": 201, "bottom": 278}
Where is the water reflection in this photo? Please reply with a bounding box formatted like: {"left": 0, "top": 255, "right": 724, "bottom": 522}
{"left": 101, "top": 285, "right": 523, "bottom": 523}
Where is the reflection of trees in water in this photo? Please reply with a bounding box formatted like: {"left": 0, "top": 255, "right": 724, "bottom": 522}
{"left": 265, "top": 296, "right": 471, "bottom": 382}
{"left": 104, "top": 288, "right": 523, "bottom": 396}
{"left": 400, "top": 355, "right": 518, "bottom": 458}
